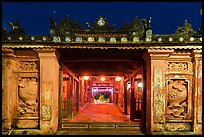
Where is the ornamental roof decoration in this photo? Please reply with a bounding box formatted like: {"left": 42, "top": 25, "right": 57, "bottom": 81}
{"left": 175, "top": 20, "right": 195, "bottom": 36}
{"left": 3, "top": 21, "right": 27, "bottom": 41}
{"left": 2, "top": 16, "right": 202, "bottom": 45}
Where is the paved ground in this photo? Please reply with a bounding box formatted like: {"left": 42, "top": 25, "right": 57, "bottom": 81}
{"left": 67, "top": 103, "right": 132, "bottom": 122}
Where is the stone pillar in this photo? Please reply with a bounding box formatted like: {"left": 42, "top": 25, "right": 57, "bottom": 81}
{"left": 2, "top": 49, "right": 17, "bottom": 130}
{"left": 142, "top": 49, "right": 174, "bottom": 135}
{"left": 35, "top": 49, "right": 60, "bottom": 134}
{"left": 191, "top": 50, "right": 202, "bottom": 134}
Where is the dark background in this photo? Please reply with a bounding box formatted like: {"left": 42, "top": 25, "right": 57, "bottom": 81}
{"left": 2, "top": 2, "right": 202, "bottom": 36}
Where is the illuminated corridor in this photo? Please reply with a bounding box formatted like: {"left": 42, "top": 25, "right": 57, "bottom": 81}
{"left": 67, "top": 103, "right": 131, "bottom": 122}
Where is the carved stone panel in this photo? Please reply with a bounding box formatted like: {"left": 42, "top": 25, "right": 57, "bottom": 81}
{"left": 167, "top": 62, "right": 188, "bottom": 72}
{"left": 18, "top": 61, "right": 38, "bottom": 72}
{"left": 41, "top": 105, "right": 52, "bottom": 121}
{"left": 153, "top": 67, "right": 164, "bottom": 123}
{"left": 16, "top": 76, "right": 39, "bottom": 129}
{"left": 166, "top": 80, "right": 187, "bottom": 118}
{"left": 165, "top": 123, "right": 192, "bottom": 132}
{"left": 165, "top": 75, "right": 192, "bottom": 121}
{"left": 18, "top": 77, "right": 39, "bottom": 117}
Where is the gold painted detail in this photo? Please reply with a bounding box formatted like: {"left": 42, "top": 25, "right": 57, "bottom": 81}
{"left": 168, "top": 62, "right": 188, "bottom": 71}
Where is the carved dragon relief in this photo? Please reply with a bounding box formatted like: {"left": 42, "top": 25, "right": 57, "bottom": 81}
{"left": 18, "top": 77, "right": 38, "bottom": 117}
{"left": 166, "top": 80, "right": 188, "bottom": 119}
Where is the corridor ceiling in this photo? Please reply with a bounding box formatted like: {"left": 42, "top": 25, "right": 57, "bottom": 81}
{"left": 60, "top": 48, "right": 146, "bottom": 77}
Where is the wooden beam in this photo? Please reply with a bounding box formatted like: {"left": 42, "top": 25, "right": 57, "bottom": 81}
{"left": 61, "top": 62, "right": 79, "bottom": 82}
{"left": 61, "top": 59, "right": 135, "bottom": 62}
{"left": 124, "top": 65, "right": 143, "bottom": 82}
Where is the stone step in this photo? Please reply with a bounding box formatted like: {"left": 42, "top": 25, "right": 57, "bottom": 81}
{"left": 2, "top": 131, "right": 9, "bottom": 135}
{"left": 60, "top": 122, "right": 142, "bottom": 131}
{"left": 55, "top": 130, "right": 145, "bottom": 135}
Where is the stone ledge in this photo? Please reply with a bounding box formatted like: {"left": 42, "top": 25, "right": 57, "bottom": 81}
{"left": 9, "top": 129, "right": 54, "bottom": 135}
{"left": 152, "top": 131, "right": 200, "bottom": 135}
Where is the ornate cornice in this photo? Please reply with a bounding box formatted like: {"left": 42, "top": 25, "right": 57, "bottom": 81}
{"left": 2, "top": 43, "right": 202, "bottom": 50}
{"left": 2, "top": 16, "right": 202, "bottom": 46}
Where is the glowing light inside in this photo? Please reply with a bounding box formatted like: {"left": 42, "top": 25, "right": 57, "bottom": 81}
{"left": 138, "top": 83, "right": 142, "bottom": 88}
{"left": 115, "top": 76, "right": 122, "bottom": 81}
{"left": 100, "top": 77, "right": 106, "bottom": 81}
{"left": 83, "top": 76, "right": 89, "bottom": 80}
{"left": 127, "top": 83, "right": 131, "bottom": 90}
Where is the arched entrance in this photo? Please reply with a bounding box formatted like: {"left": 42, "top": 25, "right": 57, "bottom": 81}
{"left": 58, "top": 48, "right": 147, "bottom": 133}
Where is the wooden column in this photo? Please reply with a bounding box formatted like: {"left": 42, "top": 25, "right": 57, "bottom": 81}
{"left": 76, "top": 81, "right": 79, "bottom": 113}
{"left": 119, "top": 78, "right": 124, "bottom": 111}
{"left": 35, "top": 48, "right": 60, "bottom": 134}
{"left": 68, "top": 77, "right": 73, "bottom": 120}
{"left": 80, "top": 79, "right": 85, "bottom": 107}
{"left": 130, "top": 76, "right": 135, "bottom": 120}
{"left": 124, "top": 81, "right": 128, "bottom": 115}
{"left": 142, "top": 65, "right": 147, "bottom": 132}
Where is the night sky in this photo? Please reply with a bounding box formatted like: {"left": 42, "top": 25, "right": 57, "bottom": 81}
{"left": 2, "top": 2, "right": 202, "bottom": 36}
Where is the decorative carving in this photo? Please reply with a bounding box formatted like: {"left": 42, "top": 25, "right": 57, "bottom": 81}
{"left": 130, "top": 16, "right": 145, "bottom": 37}
{"left": 166, "top": 80, "right": 187, "bottom": 119}
{"left": 42, "top": 105, "right": 52, "bottom": 121}
{"left": 18, "top": 77, "right": 38, "bottom": 116}
{"left": 168, "top": 62, "right": 188, "bottom": 71}
{"left": 175, "top": 20, "right": 195, "bottom": 37}
{"left": 141, "top": 16, "right": 152, "bottom": 30}
{"left": 165, "top": 123, "right": 192, "bottom": 132}
{"left": 18, "top": 61, "right": 37, "bottom": 71}
{"left": 2, "top": 26, "right": 7, "bottom": 40}
{"left": 153, "top": 68, "right": 164, "bottom": 123}
{"left": 6, "top": 21, "right": 28, "bottom": 41}
{"left": 87, "top": 16, "right": 115, "bottom": 32}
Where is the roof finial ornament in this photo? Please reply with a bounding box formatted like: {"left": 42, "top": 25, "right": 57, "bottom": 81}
{"left": 49, "top": 17, "right": 57, "bottom": 29}
{"left": 200, "top": 9, "right": 202, "bottom": 16}
{"left": 2, "top": 26, "right": 6, "bottom": 32}
{"left": 147, "top": 17, "right": 152, "bottom": 30}
{"left": 8, "top": 21, "right": 19, "bottom": 30}
{"left": 86, "top": 21, "right": 93, "bottom": 29}
{"left": 141, "top": 19, "right": 147, "bottom": 30}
